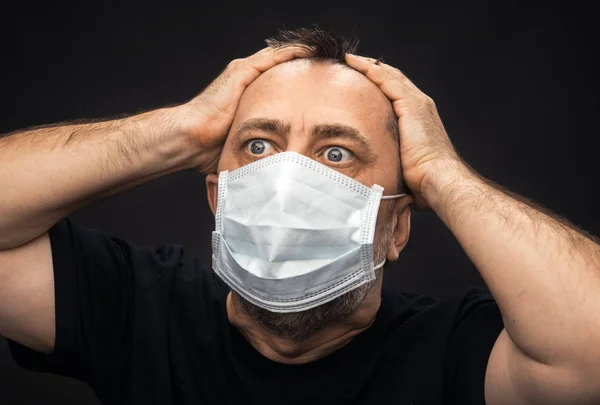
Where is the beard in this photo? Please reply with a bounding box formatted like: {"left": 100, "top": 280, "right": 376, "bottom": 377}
{"left": 236, "top": 206, "right": 396, "bottom": 343}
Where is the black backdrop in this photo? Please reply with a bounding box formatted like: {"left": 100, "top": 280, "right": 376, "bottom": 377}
{"left": 1, "top": 1, "right": 598, "bottom": 404}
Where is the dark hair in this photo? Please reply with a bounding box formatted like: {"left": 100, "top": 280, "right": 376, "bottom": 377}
{"left": 265, "top": 25, "right": 405, "bottom": 194}
{"left": 266, "top": 26, "right": 360, "bottom": 62}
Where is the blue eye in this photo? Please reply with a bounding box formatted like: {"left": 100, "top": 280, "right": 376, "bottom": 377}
{"left": 247, "top": 139, "right": 273, "bottom": 155}
{"left": 325, "top": 146, "right": 352, "bottom": 162}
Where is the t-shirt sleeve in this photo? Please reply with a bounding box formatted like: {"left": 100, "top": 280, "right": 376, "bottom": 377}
{"left": 443, "top": 287, "right": 505, "bottom": 405}
{"left": 7, "top": 216, "right": 184, "bottom": 386}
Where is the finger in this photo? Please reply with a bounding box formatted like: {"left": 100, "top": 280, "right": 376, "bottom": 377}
{"left": 371, "top": 60, "right": 423, "bottom": 94}
{"left": 356, "top": 55, "right": 379, "bottom": 64}
{"left": 346, "top": 54, "right": 418, "bottom": 88}
{"left": 345, "top": 54, "right": 388, "bottom": 85}
{"left": 246, "top": 45, "right": 313, "bottom": 73}
{"left": 344, "top": 54, "right": 417, "bottom": 101}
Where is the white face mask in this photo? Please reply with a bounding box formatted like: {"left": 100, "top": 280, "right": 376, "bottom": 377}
{"left": 212, "top": 151, "right": 406, "bottom": 313}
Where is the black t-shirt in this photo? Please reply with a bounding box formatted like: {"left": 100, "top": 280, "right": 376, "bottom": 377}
{"left": 8, "top": 218, "right": 504, "bottom": 405}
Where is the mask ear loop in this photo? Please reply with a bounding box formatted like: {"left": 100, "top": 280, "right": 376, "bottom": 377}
{"left": 381, "top": 193, "right": 407, "bottom": 200}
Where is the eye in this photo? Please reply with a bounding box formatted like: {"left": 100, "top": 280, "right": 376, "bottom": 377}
{"left": 246, "top": 139, "right": 273, "bottom": 155}
{"left": 324, "top": 146, "right": 353, "bottom": 163}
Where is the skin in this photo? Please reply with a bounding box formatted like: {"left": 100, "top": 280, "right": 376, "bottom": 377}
{"left": 2, "top": 44, "right": 599, "bottom": 405}
{"left": 0, "top": 46, "right": 314, "bottom": 353}
{"left": 205, "top": 60, "right": 412, "bottom": 363}
{"left": 344, "top": 54, "right": 600, "bottom": 404}
{"left": 206, "top": 53, "right": 600, "bottom": 403}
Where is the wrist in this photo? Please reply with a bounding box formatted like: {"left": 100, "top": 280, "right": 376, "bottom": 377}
{"left": 128, "top": 106, "right": 204, "bottom": 172}
{"left": 167, "top": 103, "right": 224, "bottom": 173}
{"left": 421, "top": 159, "right": 480, "bottom": 215}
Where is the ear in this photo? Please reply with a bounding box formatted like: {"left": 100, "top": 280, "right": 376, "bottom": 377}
{"left": 386, "top": 196, "right": 413, "bottom": 262}
{"left": 206, "top": 174, "right": 219, "bottom": 216}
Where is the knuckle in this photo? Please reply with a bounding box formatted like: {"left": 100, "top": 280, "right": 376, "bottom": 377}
{"left": 227, "top": 58, "right": 244, "bottom": 70}
{"left": 423, "top": 95, "right": 436, "bottom": 107}
{"left": 389, "top": 74, "right": 402, "bottom": 84}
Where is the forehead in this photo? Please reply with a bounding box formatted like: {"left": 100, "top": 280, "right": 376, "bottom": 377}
{"left": 233, "top": 60, "right": 393, "bottom": 135}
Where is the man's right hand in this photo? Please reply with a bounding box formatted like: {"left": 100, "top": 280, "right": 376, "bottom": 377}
{"left": 0, "top": 44, "right": 310, "bottom": 354}
{"left": 174, "top": 46, "right": 311, "bottom": 173}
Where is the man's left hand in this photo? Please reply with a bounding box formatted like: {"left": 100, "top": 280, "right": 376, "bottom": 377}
{"left": 347, "top": 54, "right": 600, "bottom": 405}
{"left": 345, "top": 53, "right": 468, "bottom": 210}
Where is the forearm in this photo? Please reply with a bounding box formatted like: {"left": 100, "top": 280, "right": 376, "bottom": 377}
{"left": 426, "top": 163, "right": 600, "bottom": 368}
{"left": 0, "top": 108, "right": 200, "bottom": 250}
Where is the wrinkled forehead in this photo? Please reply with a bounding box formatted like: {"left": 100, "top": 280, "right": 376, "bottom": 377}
{"left": 233, "top": 59, "right": 394, "bottom": 135}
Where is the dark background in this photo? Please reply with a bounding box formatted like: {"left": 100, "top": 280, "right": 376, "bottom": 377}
{"left": 1, "top": 1, "right": 598, "bottom": 404}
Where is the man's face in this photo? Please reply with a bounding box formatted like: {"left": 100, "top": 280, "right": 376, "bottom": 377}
{"left": 216, "top": 59, "right": 402, "bottom": 226}
{"left": 206, "top": 59, "right": 411, "bottom": 340}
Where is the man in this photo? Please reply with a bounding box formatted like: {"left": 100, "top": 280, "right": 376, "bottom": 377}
{"left": 0, "top": 26, "right": 599, "bottom": 405}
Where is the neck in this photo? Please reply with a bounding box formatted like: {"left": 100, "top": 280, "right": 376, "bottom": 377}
{"left": 226, "top": 281, "right": 382, "bottom": 365}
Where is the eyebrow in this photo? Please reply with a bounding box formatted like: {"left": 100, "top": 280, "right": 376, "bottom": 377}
{"left": 234, "top": 118, "right": 291, "bottom": 140}
{"left": 234, "top": 118, "right": 376, "bottom": 160}
{"left": 311, "top": 124, "right": 375, "bottom": 160}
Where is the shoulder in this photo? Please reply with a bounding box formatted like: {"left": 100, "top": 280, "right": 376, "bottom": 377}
{"left": 168, "top": 255, "right": 230, "bottom": 309}
{"left": 442, "top": 288, "right": 504, "bottom": 404}
{"left": 443, "top": 287, "right": 500, "bottom": 330}
{"left": 381, "top": 285, "right": 501, "bottom": 333}
{"left": 378, "top": 286, "right": 436, "bottom": 328}
{"left": 54, "top": 217, "right": 229, "bottom": 300}
{"left": 382, "top": 286, "right": 435, "bottom": 313}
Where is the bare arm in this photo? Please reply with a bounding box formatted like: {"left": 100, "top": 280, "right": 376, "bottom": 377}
{"left": 0, "top": 109, "right": 198, "bottom": 250}
{"left": 346, "top": 53, "right": 600, "bottom": 404}
{"left": 425, "top": 166, "right": 600, "bottom": 404}
{"left": 0, "top": 45, "right": 310, "bottom": 352}
{"left": 0, "top": 108, "right": 197, "bottom": 353}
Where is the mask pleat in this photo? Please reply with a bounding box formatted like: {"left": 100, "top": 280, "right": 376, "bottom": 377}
{"left": 213, "top": 152, "right": 387, "bottom": 311}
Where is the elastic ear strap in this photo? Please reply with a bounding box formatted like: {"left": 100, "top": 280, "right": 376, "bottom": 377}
{"left": 373, "top": 259, "right": 386, "bottom": 270}
{"left": 381, "top": 193, "right": 407, "bottom": 200}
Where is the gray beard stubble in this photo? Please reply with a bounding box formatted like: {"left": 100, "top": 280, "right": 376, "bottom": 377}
{"left": 237, "top": 206, "right": 395, "bottom": 342}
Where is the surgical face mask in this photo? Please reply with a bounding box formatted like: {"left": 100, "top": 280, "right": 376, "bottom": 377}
{"left": 212, "top": 151, "right": 406, "bottom": 313}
